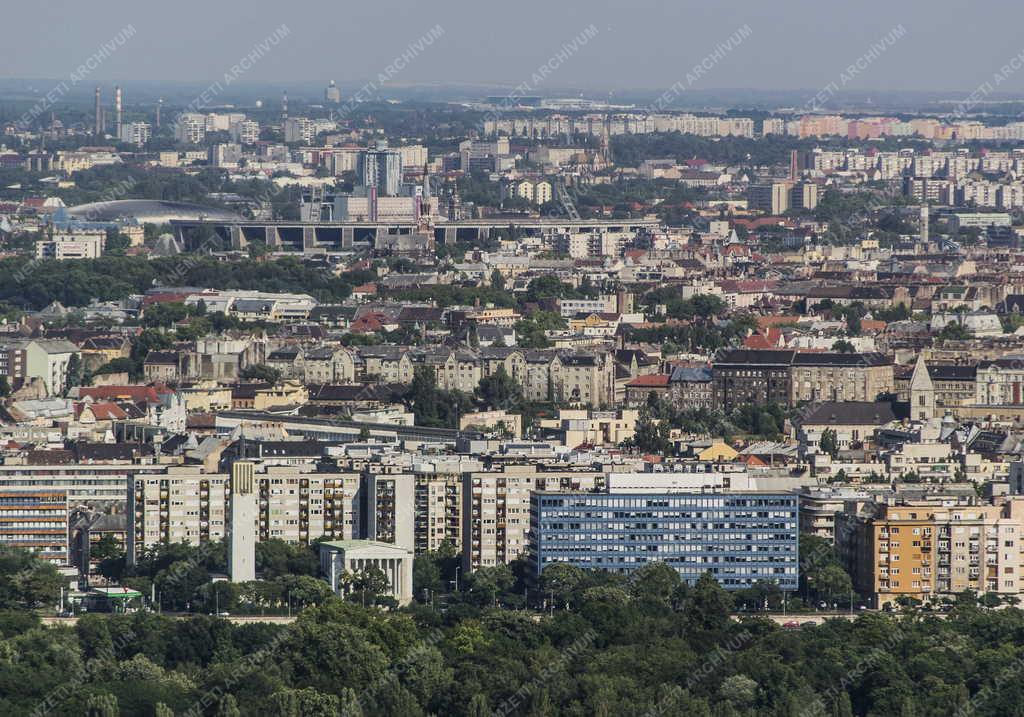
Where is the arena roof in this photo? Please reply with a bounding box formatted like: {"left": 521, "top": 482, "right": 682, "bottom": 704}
{"left": 65, "top": 199, "right": 241, "bottom": 224}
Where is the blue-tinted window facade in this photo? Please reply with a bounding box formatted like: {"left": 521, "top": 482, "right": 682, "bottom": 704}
{"left": 529, "top": 492, "right": 799, "bottom": 590}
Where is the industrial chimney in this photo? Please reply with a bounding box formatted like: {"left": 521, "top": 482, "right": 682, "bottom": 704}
{"left": 114, "top": 86, "right": 123, "bottom": 138}
{"left": 94, "top": 87, "right": 102, "bottom": 136}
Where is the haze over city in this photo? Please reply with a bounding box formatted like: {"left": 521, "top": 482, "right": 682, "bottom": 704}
{"left": 3, "top": 0, "right": 1024, "bottom": 96}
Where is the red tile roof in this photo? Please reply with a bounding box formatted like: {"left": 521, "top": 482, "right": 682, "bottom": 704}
{"left": 79, "top": 385, "right": 170, "bottom": 403}
{"left": 626, "top": 374, "right": 671, "bottom": 387}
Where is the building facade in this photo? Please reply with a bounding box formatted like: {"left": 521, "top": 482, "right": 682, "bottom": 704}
{"left": 127, "top": 466, "right": 361, "bottom": 563}
{"left": 529, "top": 490, "right": 799, "bottom": 590}
{"left": 713, "top": 349, "right": 793, "bottom": 412}
{"left": 836, "top": 499, "right": 1024, "bottom": 607}
{"left": 0, "top": 489, "right": 69, "bottom": 564}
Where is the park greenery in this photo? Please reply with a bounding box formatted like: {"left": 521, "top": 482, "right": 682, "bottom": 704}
{"left": 628, "top": 396, "right": 790, "bottom": 453}
{"left": 0, "top": 254, "right": 377, "bottom": 314}
{"left": 1, "top": 539, "right": 1022, "bottom": 716}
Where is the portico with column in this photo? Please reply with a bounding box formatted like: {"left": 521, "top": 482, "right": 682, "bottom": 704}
{"left": 319, "top": 539, "right": 414, "bottom": 605}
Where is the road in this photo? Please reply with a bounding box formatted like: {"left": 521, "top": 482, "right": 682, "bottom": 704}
{"left": 41, "top": 611, "right": 946, "bottom": 628}
{"left": 739, "top": 611, "right": 949, "bottom": 626}
{"left": 41, "top": 614, "right": 298, "bottom": 626}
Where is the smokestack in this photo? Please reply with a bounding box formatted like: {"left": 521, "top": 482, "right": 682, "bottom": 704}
{"left": 156, "top": 98, "right": 163, "bottom": 129}
{"left": 282, "top": 90, "right": 288, "bottom": 120}
{"left": 94, "top": 87, "right": 102, "bottom": 136}
{"left": 114, "top": 86, "right": 123, "bottom": 138}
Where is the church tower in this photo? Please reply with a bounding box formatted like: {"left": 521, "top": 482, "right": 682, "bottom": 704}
{"left": 909, "top": 354, "right": 935, "bottom": 421}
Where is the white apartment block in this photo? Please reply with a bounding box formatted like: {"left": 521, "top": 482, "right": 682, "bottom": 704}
{"left": 118, "top": 122, "right": 151, "bottom": 146}
{"left": 230, "top": 120, "right": 260, "bottom": 145}
{"left": 127, "top": 467, "right": 361, "bottom": 563}
{"left": 36, "top": 232, "right": 104, "bottom": 260}
{"left": 284, "top": 117, "right": 316, "bottom": 144}
{"left": 174, "top": 114, "right": 206, "bottom": 144}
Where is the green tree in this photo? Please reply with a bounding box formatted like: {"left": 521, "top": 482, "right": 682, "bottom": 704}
{"left": 86, "top": 692, "right": 119, "bottom": 717}
{"left": 413, "top": 554, "right": 442, "bottom": 597}
{"left": 240, "top": 364, "right": 282, "bottom": 384}
{"left": 0, "top": 548, "right": 63, "bottom": 609}
{"left": 938, "top": 321, "right": 971, "bottom": 341}
{"left": 475, "top": 366, "right": 522, "bottom": 410}
{"left": 816, "top": 564, "right": 854, "bottom": 605}
{"left": 539, "top": 563, "right": 586, "bottom": 607}
{"left": 63, "top": 353, "right": 83, "bottom": 396}
{"left": 104, "top": 229, "right": 131, "bottom": 255}
{"left": 463, "top": 564, "right": 514, "bottom": 606}
{"left": 515, "top": 310, "right": 566, "bottom": 348}
{"left": 467, "top": 694, "right": 491, "bottom": 717}
{"left": 820, "top": 428, "right": 839, "bottom": 458}
{"left": 684, "top": 572, "right": 734, "bottom": 634}
{"left": 629, "top": 561, "right": 681, "bottom": 604}
{"left": 215, "top": 694, "right": 242, "bottom": 717}
{"left": 278, "top": 574, "right": 333, "bottom": 608}
{"left": 490, "top": 268, "right": 506, "bottom": 291}
{"left": 630, "top": 410, "right": 671, "bottom": 454}
{"left": 342, "top": 566, "right": 390, "bottom": 606}
{"left": 268, "top": 687, "right": 342, "bottom": 717}
{"left": 89, "top": 534, "right": 123, "bottom": 563}
{"left": 719, "top": 674, "right": 758, "bottom": 708}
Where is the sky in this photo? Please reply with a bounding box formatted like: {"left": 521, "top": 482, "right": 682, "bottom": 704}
{"left": 4, "top": 0, "right": 1024, "bottom": 97}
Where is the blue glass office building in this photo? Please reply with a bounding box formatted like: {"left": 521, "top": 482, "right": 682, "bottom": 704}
{"left": 529, "top": 491, "right": 799, "bottom": 590}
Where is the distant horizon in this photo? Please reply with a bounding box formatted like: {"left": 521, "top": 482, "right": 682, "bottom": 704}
{"left": 5, "top": 0, "right": 1024, "bottom": 98}
{"left": 3, "top": 79, "right": 1024, "bottom": 112}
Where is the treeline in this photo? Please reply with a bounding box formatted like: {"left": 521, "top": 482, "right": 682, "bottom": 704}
{"left": 2, "top": 552, "right": 1023, "bottom": 716}
{"left": 625, "top": 313, "right": 758, "bottom": 353}
{"left": 0, "top": 255, "right": 376, "bottom": 311}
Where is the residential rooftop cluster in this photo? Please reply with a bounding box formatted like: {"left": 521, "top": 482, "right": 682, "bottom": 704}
{"left": 5, "top": 87, "right": 1024, "bottom": 616}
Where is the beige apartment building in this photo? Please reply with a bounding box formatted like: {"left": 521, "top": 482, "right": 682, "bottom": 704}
{"left": 551, "top": 353, "right": 616, "bottom": 407}
{"left": 363, "top": 473, "right": 415, "bottom": 551}
{"left": 414, "top": 469, "right": 463, "bottom": 554}
{"left": 361, "top": 348, "right": 415, "bottom": 384}
{"left": 789, "top": 353, "right": 894, "bottom": 404}
{"left": 837, "top": 498, "right": 1024, "bottom": 607}
{"left": 461, "top": 466, "right": 604, "bottom": 570}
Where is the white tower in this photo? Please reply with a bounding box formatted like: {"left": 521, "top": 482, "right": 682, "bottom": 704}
{"left": 228, "top": 461, "right": 257, "bottom": 583}
{"left": 114, "top": 86, "right": 123, "bottom": 138}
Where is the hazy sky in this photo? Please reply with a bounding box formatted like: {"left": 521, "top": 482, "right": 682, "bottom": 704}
{"left": 5, "top": 0, "right": 1024, "bottom": 96}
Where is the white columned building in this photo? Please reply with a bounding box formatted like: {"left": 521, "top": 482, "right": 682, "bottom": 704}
{"left": 319, "top": 539, "right": 414, "bottom": 605}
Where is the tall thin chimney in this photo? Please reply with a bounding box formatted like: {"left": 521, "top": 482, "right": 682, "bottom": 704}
{"left": 114, "top": 86, "right": 123, "bottom": 138}
{"left": 94, "top": 87, "right": 102, "bottom": 136}
{"left": 156, "top": 98, "right": 163, "bottom": 129}
{"left": 282, "top": 90, "right": 288, "bottom": 120}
